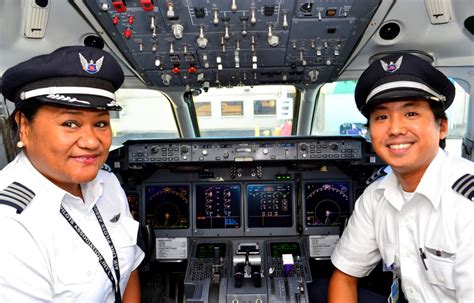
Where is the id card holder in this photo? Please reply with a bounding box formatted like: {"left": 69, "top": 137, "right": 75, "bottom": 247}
{"left": 387, "top": 274, "right": 400, "bottom": 303}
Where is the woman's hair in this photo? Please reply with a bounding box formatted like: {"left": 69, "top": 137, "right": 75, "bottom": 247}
{"left": 365, "top": 100, "right": 448, "bottom": 149}
{"left": 4, "top": 101, "right": 44, "bottom": 160}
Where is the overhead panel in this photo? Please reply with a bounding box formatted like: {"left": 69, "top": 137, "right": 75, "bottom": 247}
{"left": 82, "top": 0, "right": 381, "bottom": 89}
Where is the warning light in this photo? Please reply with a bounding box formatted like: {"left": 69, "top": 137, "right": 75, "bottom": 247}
{"left": 171, "top": 66, "right": 181, "bottom": 74}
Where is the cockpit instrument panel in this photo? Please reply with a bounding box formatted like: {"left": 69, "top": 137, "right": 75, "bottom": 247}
{"left": 144, "top": 184, "right": 190, "bottom": 229}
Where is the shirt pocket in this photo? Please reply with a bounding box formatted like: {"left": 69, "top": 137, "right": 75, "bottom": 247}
{"left": 424, "top": 245, "right": 455, "bottom": 290}
{"left": 380, "top": 243, "right": 397, "bottom": 271}
{"left": 57, "top": 245, "right": 99, "bottom": 285}
{"left": 109, "top": 216, "right": 140, "bottom": 277}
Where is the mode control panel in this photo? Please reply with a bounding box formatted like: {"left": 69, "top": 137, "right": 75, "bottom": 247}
{"left": 127, "top": 138, "right": 364, "bottom": 164}
{"left": 192, "top": 142, "right": 298, "bottom": 162}
{"left": 297, "top": 140, "right": 361, "bottom": 160}
{"left": 129, "top": 143, "right": 192, "bottom": 163}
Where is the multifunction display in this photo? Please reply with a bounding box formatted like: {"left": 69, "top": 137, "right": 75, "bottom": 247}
{"left": 145, "top": 184, "right": 190, "bottom": 229}
{"left": 247, "top": 183, "right": 293, "bottom": 228}
{"left": 304, "top": 181, "right": 350, "bottom": 227}
{"left": 195, "top": 184, "right": 241, "bottom": 229}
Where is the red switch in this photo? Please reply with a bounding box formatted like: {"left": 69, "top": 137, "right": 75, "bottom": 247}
{"left": 171, "top": 66, "right": 181, "bottom": 74}
{"left": 127, "top": 15, "right": 135, "bottom": 25}
{"left": 112, "top": 15, "right": 119, "bottom": 25}
{"left": 187, "top": 66, "right": 198, "bottom": 74}
{"left": 112, "top": 1, "right": 127, "bottom": 13}
{"left": 124, "top": 28, "right": 132, "bottom": 39}
{"left": 141, "top": 0, "right": 154, "bottom": 11}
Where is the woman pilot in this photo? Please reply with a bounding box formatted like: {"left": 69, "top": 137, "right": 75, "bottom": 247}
{"left": 0, "top": 46, "right": 144, "bottom": 302}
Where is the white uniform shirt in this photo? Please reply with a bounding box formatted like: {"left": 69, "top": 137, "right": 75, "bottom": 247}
{"left": 0, "top": 152, "right": 145, "bottom": 302}
{"left": 332, "top": 149, "right": 474, "bottom": 303}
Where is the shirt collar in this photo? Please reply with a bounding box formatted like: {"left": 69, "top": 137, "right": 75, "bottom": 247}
{"left": 414, "top": 148, "right": 445, "bottom": 209}
{"left": 375, "top": 148, "right": 445, "bottom": 210}
{"left": 16, "top": 152, "right": 105, "bottom": 211}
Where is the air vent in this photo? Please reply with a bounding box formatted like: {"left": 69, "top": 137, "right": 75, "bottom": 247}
{"left": 424, "top": 0, "right": 452, "bottom": 24}
{"left": 464, "top": 16, "right": 474, "bottom": 35}
{"left": 379, "top": 22, "right": 400, "bottom": 40}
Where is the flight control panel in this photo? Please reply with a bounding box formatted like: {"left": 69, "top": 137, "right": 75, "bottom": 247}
{"left": 107, "top": 136, "right": 383, "bottom": 303}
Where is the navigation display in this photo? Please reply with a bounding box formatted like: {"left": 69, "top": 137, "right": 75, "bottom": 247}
{"left": 304, "top": 181, "right": 350, "bottom": 227}
{"left": 195, "top": 184, "right": 241, "bottom": 229}
{"left": 247, "top": 183, "right": 293, "bottom": 228}
{"left": 144, "top": 184, "right": 190, "bottom": 229}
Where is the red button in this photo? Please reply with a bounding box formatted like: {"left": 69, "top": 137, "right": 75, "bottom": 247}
{"left": 124, "top": 28, "right": 132, "bottom": 39}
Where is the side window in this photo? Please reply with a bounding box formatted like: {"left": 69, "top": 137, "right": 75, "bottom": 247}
{"left": 111, "top": 89, "right": 179, "bottom": 148}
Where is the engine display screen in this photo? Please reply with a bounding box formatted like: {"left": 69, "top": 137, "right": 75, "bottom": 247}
{"left": 195, "top": 184, "right": 241, "bottom": 229}
{"left": 144, "top": 184, "right": 190, "bottom": 229}
{"left": 247, "top": 183, "right": 293, "bottom": 228}
{"left": 304, "top": 181, "right": 350, "bottom": 227}
{"left": 270, "top": 242, "right": 301, "bottom": 258}
{"left": 195, "top": 243, "right": 226, "bottom": 259}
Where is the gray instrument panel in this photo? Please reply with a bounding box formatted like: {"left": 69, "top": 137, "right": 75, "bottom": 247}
{"left": 128, "top": 138, "right": 362, "bottom": 163}
{"left": 83, "top": 0, "right": 381, "bottom": 88}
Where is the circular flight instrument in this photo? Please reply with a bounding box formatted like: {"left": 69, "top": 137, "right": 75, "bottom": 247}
{"left": 145, "top": 186, "right": 189, "bottom": 229}
{"left": 305, "top": 183, "right": 350, "bottom": 226}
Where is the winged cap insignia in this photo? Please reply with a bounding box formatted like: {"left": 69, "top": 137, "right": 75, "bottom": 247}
{"left": 79, "top": 53, "right": 104, "bottom": 74}
{"left": 380, "top": 56, "right": 403, "bottom": 73}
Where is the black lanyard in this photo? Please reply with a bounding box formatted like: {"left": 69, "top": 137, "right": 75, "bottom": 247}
{"left": 60, "top": 205, "right": 122, "bottom": 303}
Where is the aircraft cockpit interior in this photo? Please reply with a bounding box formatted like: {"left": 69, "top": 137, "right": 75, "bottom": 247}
{"left": 0, "top": 0, "right": 473, "bottom": 302}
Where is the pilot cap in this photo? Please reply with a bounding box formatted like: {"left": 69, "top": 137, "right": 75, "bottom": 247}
{"left": 354, "top": 53, "right": 455, "bottom": 117}
{"left": 1, "top": 46, "right": 123, "bottom": 111}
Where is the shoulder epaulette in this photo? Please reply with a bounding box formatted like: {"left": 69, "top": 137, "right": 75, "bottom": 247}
{"left": 0, "top": 182, "right": 36, "bottom": 213}
{"left": 365, "top": 166, "right": 389, "bottom": 186}
{"left": 452, "top": 174, "right": 474, "bottom": 201}
{"left": 101, "top": 163, "right": 112, "bottom": 172}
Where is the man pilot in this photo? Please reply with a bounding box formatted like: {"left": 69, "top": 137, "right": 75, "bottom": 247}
{"left": 328, "top": 53, "right": 474, "bottom": 302}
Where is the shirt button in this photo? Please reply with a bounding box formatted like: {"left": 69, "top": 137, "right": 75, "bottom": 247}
{"left": 407, "top": 287, "right": 414, "bottom": 293}
{"left": 405, "top": 251, "right": 411, "bottom": 258}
